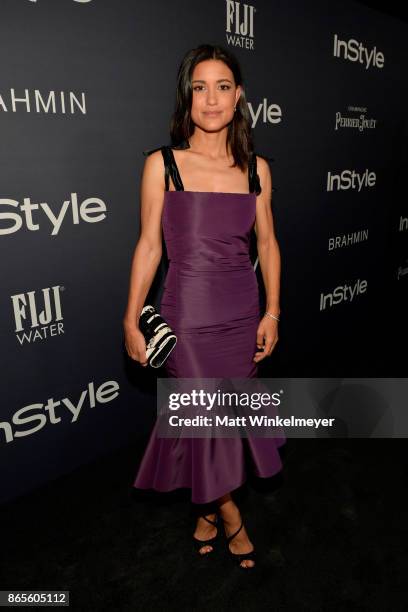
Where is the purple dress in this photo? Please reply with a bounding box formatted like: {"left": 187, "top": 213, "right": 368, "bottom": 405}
{"left": 133, "top": 145, "right": 285, "bottom": 504}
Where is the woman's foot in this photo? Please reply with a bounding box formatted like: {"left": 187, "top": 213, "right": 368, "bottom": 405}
{"left": 193, "top": 513, "right": 217, "bottom": 555}
{"left": 219, "top": 499, "right": 255, "bottom": 568}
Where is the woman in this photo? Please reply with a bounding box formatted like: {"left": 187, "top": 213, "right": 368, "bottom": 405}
{"left": 123, "top": 44, "right": 285, "bottom": 569}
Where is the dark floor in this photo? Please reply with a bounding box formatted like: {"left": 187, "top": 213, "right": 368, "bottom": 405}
{"left": 1, "top": 437, "right": 407, "bottom": 611}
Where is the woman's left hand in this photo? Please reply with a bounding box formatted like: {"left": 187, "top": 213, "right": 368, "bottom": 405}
{"left": 253, "top": 316, "right": 279, "bottom": 362}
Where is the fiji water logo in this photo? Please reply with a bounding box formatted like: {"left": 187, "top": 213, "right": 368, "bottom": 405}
{"left": 226, "top": 1, "right": 256, "bottom": 50}
{"left": 11, "top": 285, "right": 65, "bottom": 344}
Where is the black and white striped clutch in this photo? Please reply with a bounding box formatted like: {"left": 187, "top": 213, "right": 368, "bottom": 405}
{"left": 139, "top": 305, "right": 177, "bottom": 368}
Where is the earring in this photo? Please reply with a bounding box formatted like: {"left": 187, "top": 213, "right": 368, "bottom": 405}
{"left": 234, "top": 106, "right": 237, "bottom": 112}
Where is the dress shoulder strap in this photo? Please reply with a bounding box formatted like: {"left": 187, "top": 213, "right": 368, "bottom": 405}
{"left": 143, "top": 145, "right": 271, "bottom": 195}
{"left": 163, "top": 146, "right": 184, "bottom": 191}
{"left": 248, "top": 152, "right": 262, "bottom": 195}
{"left": 248, "top": 152, "right": 277, "bottom": 195}
{"left": 142, "top": 145, "right": 184, "bottom": 191}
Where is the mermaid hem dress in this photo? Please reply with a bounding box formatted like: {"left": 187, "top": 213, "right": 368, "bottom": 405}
{"left": 133, "top": 144, "right": 286, "bottom": 504}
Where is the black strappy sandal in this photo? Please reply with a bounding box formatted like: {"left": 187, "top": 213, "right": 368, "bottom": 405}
{"left": 193, "top": 514, "right": 219, "bottom": 556}
{"left": 225, "top": 519, "right": 256, "bottom": 569}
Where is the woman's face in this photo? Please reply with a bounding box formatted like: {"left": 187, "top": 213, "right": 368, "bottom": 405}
{"left": 190, "top": 59, "right": 241, "bottom": 133}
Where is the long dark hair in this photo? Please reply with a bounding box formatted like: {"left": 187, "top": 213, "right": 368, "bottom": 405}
{"left": 170, "top": 44, "right": 254, "bottom": 171}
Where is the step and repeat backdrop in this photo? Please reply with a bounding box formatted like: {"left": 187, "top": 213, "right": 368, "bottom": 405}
{"left": 1, "top": 0, "right": 407, "bottom": 504}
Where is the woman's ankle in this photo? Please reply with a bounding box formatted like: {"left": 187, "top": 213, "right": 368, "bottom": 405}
{"left": 219, "top": 499, "right": 241, "bottom": 524}
{"left": 192, "top": 500, "right": 218, "bottom": 520}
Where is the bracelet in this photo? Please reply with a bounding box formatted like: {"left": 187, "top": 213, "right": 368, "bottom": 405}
{"left": 264, "top": 311, "right": 280, "bottom": 322}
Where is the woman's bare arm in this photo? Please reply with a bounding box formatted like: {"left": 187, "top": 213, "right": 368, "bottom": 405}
{"left": 123, "top": 150, "right": 166, "bottom": 332}
{"left": 254, "top": 156, "right": 281, "bottom": 317}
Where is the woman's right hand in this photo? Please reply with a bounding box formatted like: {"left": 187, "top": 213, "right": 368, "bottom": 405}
{"left": 123, "top": 323, "right": 148, "bottom": 367}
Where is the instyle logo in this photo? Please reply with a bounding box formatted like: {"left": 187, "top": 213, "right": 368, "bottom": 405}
{"left": 248, "top": 98, "right": 282, "bottom": 127}
{"left": 335, "top": 106, "right": 377, "bottom": 131}
{"left": 226, "top": 0, "right": 256, "bottom": 50}
{"left": 0, "top": 89, "right": 86, "bottom": 115}
{"left": 397, "top": 259, "right": 408, "bottom": 281}
{"left": 328, "top": 228, "right": 368, "bottom": 251}
{"left": 399, "top": 216, "right": 408, "bottom": 231}
{"left": 326, "top": 169, "right": 376, "bottom": 192}
{"left": 320, "top": 279, "right": 367, "bottom": 311}
{"left": 12, "top": 285, "right": 64, "bottom": 345}
{"left": 333, "top": 34, "right": 384, "bottom": 69}
{"left": 0, "top": 380, "right": 119, "bottom": 445}
{"left": 0, "top": 192, "right": 107, "bottom": 236}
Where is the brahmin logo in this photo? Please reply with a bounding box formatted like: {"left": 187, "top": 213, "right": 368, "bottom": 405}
{"left": 0, "top": 89, "right": 86, "bottom": 114}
